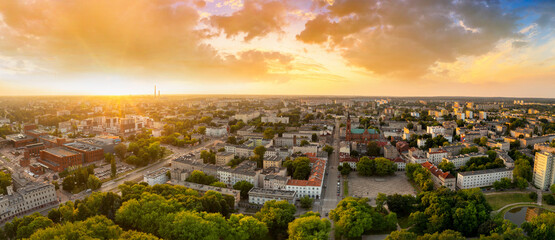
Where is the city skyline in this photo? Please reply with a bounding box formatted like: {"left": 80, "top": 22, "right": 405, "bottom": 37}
{"left": 0, "top": 0, "right": 554, "bottom": 97}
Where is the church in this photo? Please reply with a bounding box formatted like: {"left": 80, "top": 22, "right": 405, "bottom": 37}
{"left": 346, "top": 114, "right": 379, "bottom": 144}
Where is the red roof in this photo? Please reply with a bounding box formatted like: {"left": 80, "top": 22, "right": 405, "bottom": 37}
{"left": 421, "top": 161, "right": 454, "bottom": 179}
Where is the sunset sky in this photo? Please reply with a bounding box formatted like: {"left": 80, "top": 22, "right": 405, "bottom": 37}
{"left": 0, "top": 0, "right": 553, "bottom": 97}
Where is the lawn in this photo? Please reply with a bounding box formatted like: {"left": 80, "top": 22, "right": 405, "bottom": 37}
{"left": 343, "top": 179, "right": 349, "bottom": 196}
{"left": 485, "top": 193, "right": 534, "bottom": 211}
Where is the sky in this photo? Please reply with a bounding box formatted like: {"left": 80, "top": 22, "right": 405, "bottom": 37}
{"left": 0, "top": 0, "right": 553, "bottom": 97}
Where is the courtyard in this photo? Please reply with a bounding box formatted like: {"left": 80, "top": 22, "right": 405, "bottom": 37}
{"left": 348, "top": 171, "right": 416, "bottom": 205}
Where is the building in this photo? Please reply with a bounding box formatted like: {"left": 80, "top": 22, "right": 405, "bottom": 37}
{"left": 457, "top": 168, "right": 513, "bottom": 189}
{"left": 78, "top": 136, "right": 121, "bottom": 154}
{"left": 39, "top": 147, "right": 83, "bottom": 172}
{"left": 144, "top": 167, "right": 170, "bottom": 185}
{"left": 170, "top": 180, "right": 240, "bottom": 207}
{"left": 533, "top": 151, "right": 555, "bottom": 191}
{"left": 479, "top": 111, "right": 487, "bottom": 120}
{"left": 427, "top": 149, "right": 448, "bottom": 165}
{"left": 345, "top": 114, "right": 379, "bottom": 144}
{"left": 261, "top": 116, "right": 289, "bottom": 124}
{"left": 206, "top": 127, "right": 228, "bottom": 137}
{"left": 285, "top": 156, "right": 325, "bottom": 199}
{"left": 384, "top": 144, "right": 399, "bottom": 159}
{"left": 443, "top": 153, "right": 488, "bottom": 168}
{"left": 391, "top": 157, "right": 406, "bottom": 171}
{"left": 421, "top": 162, "right": 456, "bottom": 190}
{"left": 64, "top": 142, "right": 104, "bottom": 163}
{"left": 248, "top": 188, "right": 296, "bottom": 205}
{"left": 218, "top": 161, "right": 259, "bottom": 187}
{"left": 5, "top": 134, "right": 35, "bottom": 148}
{"left": 215, "top": 152, "right": 234, "bottom": 166}
{"left": 520, "top": 135, "right": 555, "bottom": 148}
{"left": 487, "top": 141, "right": 510, "bottom": 151}
{"left": 339, "top": 152, "right": 358, "bottom": 170}
{"left": 0, "top": 178, "right": 57, "bottom": 224}
{"left": 263, "top": 155, "right": 282, "bottom": 169}
{"left": 534, "top": 142, "right": 555, "bottom": 154}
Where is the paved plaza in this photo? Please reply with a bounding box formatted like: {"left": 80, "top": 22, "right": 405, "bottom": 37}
{"left": 348, "top": 172, "right": 416, "bottom": 205}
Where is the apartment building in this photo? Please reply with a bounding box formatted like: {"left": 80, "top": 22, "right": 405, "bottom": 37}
{"left": 443, "top": 152, "right": 488, "bottom": 168}
{"left": 248, "top": 188, "right": 296, "bottom": 205}
{"left": 457, "top": 168, "right": 513, "bottom": 189}
{"left": 261, "top": 116, "right": 289, "bottom": 124}
{"left": 144, "top": 167, "right": 170, "bottom": 186}
{"left": 285, "top": 157, "right": 325, "bottom": 199}
{"left": 215, "top": 152, "right": 234, "bottom": 166}
{"left": 0, "top": 181, "right": 57, "bottom": 224}
{"left": 421, "top": 162, "right": 456, "bottom": 190}
{"left": 427, "top": 149, "right": 448, "bottom": 165}
{"left": 533, "top": 151, "right": 555, "bottom": 191}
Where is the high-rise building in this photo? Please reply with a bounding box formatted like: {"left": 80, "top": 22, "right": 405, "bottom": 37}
{"left": 154, "top": 85, "right": 156, "bottom": 97}
{"left": 533, "top": 151, "right": 555, "bottom": 190}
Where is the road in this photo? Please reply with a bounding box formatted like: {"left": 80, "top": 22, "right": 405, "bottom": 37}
{"left": 320, "top": 119, "right": 342, "bottom": 217}
{"left": 74, "top": 138, "right": 223, "bottom": 200}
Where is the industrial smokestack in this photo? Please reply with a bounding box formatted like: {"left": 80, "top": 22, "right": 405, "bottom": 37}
{"left": 154, "top": 85, "right": 157, "bottom": 97}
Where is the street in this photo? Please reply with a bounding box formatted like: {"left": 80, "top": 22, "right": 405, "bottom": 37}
{"left": 320, "top": 119, "right": 342, "bottom": 217}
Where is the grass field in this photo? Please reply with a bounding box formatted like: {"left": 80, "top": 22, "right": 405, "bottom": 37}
{"left": 485, "top": 193, "right": 534, "bottom": 210}
{"left": 343, "top": 179, "right": 349, "bottom": 196}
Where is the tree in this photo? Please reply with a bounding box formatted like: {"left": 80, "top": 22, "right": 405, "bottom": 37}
{"left": 311, "top": 133, "right": 318, "bottom": 142}
{"left": 87, "top": 175, "right": 102, "bottom": 190}
{"left": 299, "top": 196, "right": 313, "bottom": 209}
{"left": 114, "top": 143, "right": 127, "bottom": 160}
{"left": 514, "top": 177, "right": 528, "bottom": 190}
{"left": 210, "top": 182, "right": 227, "bottom": 188}
{"left": 330, "top": 197, "right": 396, "bottom": 239}
{"left": 374, "top": 157, "right": 396, "bottom": 176}
{"left": 543, "top": 194, "right": 555, "bottom": 205}
{"left": 385, "top": 194, "right": 416, "bottom": 217}
{"left": 385, "top": 230, "right": 417, "bottom": 240}
{"left": 111, "top": 158, "right": 117, "bottom": 178}
{"left": 227, "top": 214, "right": 269, "bottom": 240}
{"left": 253, "top": 146, "right": 266, "bottom": 158}
{"left": 287, "top": 213, "right": 331, "bottom": 240}
{"left": 226, "top": 136, "right": 237, "bottom": 144}
{"left": 529, "top": 192, "right": 538, "bottom": 201}
{"left": 62, "top": 176, "right": 75, "bottom": 192}
{"left": 493, "top": 178, "right": 512, "bottom": 191}
{"left": 200, "top": 150, "right": 216, "bottom": 164}
{"left": 521, "top": 212, "right": 555, "bottom": 240}
{"left": 104, "top": 153, "right": 115, "bottom": 164}
{"left": 254, "top": 200, "right": 296, "bottom": 236}
{"left": 419, "top": 230, "right": 465, "bottom": 240}
{"left": 186, "top": 170, "right": 217, "bottom": 185}
{"left": 357, "top": 156, "right": 376, "bottom": 176}
{"left": 233, "top": 181, "right": 254, "bottom": 199}
{"left": 551, "top": 184, "right": 555, "bottom": 194}
{"left": 0, "top": 171, "right": 12, "bottom": 194}
{"left": 300, "top": 140, "right": 309, "bottom": 147}
{"left": 30, "top": 215, "right": 123, "bottom": 240}
{"left": 513, "top": 159, "right": 532, "bottom": 181}
{"left": 263, "top": 127, "right": 275, "bottom": 139}
{"left": 438, "top": 160, "right": 455, "bottom": 173}
{"left": 323, "top": 145, "right": 334, "bottom": 156}
{"left": 339, "top": 163, "right": 352, "bottom": 176}
{"left": 367, "top": 141, "right": 380, "bottom": 157}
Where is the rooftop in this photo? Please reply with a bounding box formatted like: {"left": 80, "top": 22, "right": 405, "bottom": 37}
{"left": 43, "top": 147, "right": 81, "bottom": 157}
{"left": 458, "top": 167, "right": 513, "bottom": 176}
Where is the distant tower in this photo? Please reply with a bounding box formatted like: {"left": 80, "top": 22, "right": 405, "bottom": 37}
{"left": 158, "top": 90, "right": 160, "bottom": 98}
{"left": 154, "top": 85, "right": 157, "bottom": 98}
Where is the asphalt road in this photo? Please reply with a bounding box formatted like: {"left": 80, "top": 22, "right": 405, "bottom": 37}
{"left": 321, "top": 119, "right": 342, "bottom": 217}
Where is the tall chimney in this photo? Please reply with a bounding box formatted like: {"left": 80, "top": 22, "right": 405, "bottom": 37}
{"left": 154, "top": 85, "right": 157, "bottom": 98}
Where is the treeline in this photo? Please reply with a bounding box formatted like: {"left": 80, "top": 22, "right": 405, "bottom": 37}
{"left": 406, "top": 163, "right": 433, "bottom": 191}
{"left": 61, "top": 165, "right": 101, "bottom": 194}
{"left": 0, "top": 182, "right": 335, "bottom": 240}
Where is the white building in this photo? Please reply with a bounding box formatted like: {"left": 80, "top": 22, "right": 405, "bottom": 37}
{"left": 457, "top": 168, "right": 513, "bottom": 189}
{"left": 0, "top": 181, "right": 57, "bottom": 224}
{"left": 206, "top": 127, "right": 228, "bottom": 137}
{"left": 248, "top": 188, "right": 296, "bottom": 205}
{"left": 261, "top": 116, "right": 289, "bottom": 124}
{"left": 285, "top": 157, "right": 325, "bottom": 199}
{"left": 144, "top": 167, "right": 170, "bottom": 185}
{"left": 56, "top": 110, "right": 71, "bottom": 117}
{"left": 234, "top": 112, "right": 260, "bottom": 123}
{"left": 533, "top": 151, "right": 555, "bottom": 191}
{"left": 427, "top": 126, "right": 445, "bottom": 137}
{"left": 427, "top": 149, "right": 449, "bottom": 165}
{"left": 443, "top": 153, "right": 488, "bottom": 168}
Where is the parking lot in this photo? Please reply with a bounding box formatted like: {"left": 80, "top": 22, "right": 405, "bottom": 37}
{"left": 348, "top": 172, "right": 416, "bottom": 205}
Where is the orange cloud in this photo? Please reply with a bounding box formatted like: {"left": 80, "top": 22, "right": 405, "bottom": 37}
{"left": 297, "top": 0, "right": 520, "bottom": 78}
{"left": 210, "top": 0, "right": 288, "bottom": 41}
{"left": 0, "top": 0, "right": 292, "bottom": 82}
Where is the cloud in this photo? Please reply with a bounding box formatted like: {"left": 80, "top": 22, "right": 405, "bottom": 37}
{"left": 210, "top": 0, "right": 288, "bottom": 41}
{"left": 0, "top": 0, "right": 292, "bottom": 82}
{"left": 297, "top": 0, "right": 520, "bottom": 78}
